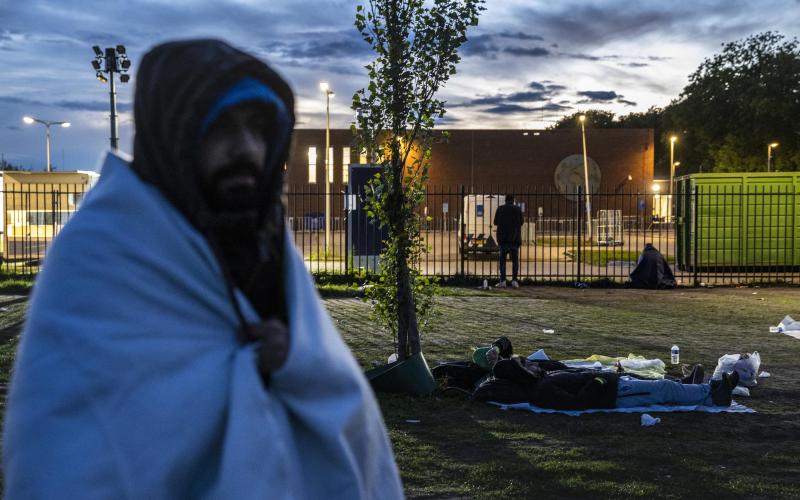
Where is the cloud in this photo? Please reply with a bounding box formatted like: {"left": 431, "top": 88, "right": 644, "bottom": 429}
{"left": 503, "top": 46, "right": 549, "bottom": 57}
{"left": 6, "top": 125, "right": 20, "bottom": 130}
{"left": 498, "top": 31, "right": 544, "bottom": 41}
{"left": 264, "top": 31, "right": 370, "bottom": 60}
{"left": 617, "top": 98, "right": 637, "bottom": 106}
{"left": 577, "top": 90, "right": 621, "bottom": 102}
{"left": 620, "top": 62, "right": 650, "bottom": 68}
{"left": 0, "top": 95, "right": 132, "bottom": 113}
{"left": 454, "top": 81, "right": 567, "bottom": 109}
{"left": 484, "top": 103, "right": 533, "bottom": 114}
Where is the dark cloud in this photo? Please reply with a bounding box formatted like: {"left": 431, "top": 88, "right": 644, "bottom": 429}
{"left": 617, "top": 98, "right": 637, "bottom": 106}
{"left": 0, "top": 95, "right": 131, "bottom": 113}
{"left": 577, "top": 90, "right": 621, "bottom": 102}
{"left": 461, "top": 33, "right": 500, "bottom": 57}
{"left": 498, "top": 31, "right": 544, "bottom": 41}
{"left": 7, "top": 125, "right": 20, "bottom": 131}
{"left": 620, "top": 62, "right": 650, "bottom": 68}
{"left": 515, "top": 2, "right": 764, "bottom": 47}
{"left": 503, "top": 46, "right": 549, "bottom": 57}
{"left": 455, "top": 81, "right": 567, "bottom": 109}
{"left": 264, "top": 31, "right": 370, "bottom": 60}
{"left": 484, "top": 103, "right": 533, "bottom": 114}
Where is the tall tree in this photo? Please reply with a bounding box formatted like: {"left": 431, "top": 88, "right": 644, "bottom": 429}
{"left": 353, "top": 0, "right": 484, "bottom": 360}
{"left": 667, "top": 31, "right": 800, "bottom": 172}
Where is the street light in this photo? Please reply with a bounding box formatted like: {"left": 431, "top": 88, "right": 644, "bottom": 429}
{"left": 578, "top": 115, "right": 592, "bottom": 240}
{"left": 669, "top": 136, "right": 677, "bottom": 194}
{"left": 320, "top": 82, "right": 335, "bottom": 254}
{"left": 767, "top": 142, "right": 779, "bottom": 172}
{"left": 22, "top": 116, "right": 71, "bottom": 172}
{"left": 91, "top": 45, "right": 132, "bottom": 150}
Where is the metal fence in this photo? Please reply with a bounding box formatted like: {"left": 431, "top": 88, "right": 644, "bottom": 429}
{"left": 287, "top": 184, "right": 799, "bottom": 286}
{"left": 3, "top": 183, "right": 798, "bottom": 285}
{"left": 1, "top": 184, "right": 88, "bottom": 275}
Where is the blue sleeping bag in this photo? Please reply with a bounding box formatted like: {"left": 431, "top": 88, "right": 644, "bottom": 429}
{"left": 3, "top": 152, "right": 403, "bottom": 499}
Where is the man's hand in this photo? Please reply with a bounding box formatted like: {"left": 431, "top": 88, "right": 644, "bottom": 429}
{"left": 247, "top": 319, "right": 290, "bottom": 380}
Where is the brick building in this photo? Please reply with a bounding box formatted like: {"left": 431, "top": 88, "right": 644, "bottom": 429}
{"left": 285, "top": 128, "right": 655, "bottom": 224}
{"left": 287, "top": 128, "right": 654, "bottom": 191}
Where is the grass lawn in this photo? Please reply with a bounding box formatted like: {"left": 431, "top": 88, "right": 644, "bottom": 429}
{"left": 0, "top": 286, "right": 798, "bottom": 498}
{"left": 329, "top": 287, "right": 800, "bottom": 499}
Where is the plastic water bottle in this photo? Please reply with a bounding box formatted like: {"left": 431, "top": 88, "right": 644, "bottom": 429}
{"left": 671, "top": 345, "right": 680, "bottom": 365}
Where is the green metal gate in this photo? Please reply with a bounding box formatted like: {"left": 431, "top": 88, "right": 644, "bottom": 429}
{"left": 677, "top": 172, "right": 800, "bottom": 271}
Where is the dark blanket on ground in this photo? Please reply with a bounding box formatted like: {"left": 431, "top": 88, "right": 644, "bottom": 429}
{"left": 629, "top": 243, "right": 676, "bottom": 289}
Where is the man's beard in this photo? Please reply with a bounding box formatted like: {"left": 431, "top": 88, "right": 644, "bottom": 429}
{"left": 206, "top": 161, "right": 262, "bottom": 214}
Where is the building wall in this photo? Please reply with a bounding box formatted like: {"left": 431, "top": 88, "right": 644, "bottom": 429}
{"left": 286, "top": 128, "right": 655, "bottom": 219}
{"left": 287, "top": 128, "right": 654, "bottom": 190}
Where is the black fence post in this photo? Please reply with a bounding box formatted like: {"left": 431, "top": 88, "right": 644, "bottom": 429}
{"left": 344, "top": 184, "right": 349, "bottom": 275}
{"left": 693, "top": 186, "right": 699, "bottom": 287}
{"left": 575, "top": 186, "right": 583, "bottom": 283}
{"left": 459, "top": 184, "right": 465, "bottom": 277}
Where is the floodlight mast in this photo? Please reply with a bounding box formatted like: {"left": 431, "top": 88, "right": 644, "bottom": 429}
{"left": 91, "top": 45, "right": 131, "bottom": 150}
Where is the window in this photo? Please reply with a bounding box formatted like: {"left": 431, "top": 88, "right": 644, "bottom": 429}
{"left": 307, "top": 147, "right": 317, "bottom": 184}
{"left": 327, "top": 147, "right": 334, "bottom": 184}
{"left": 342, "top": 147, "right": 351, "bottom": 184}
{"left": 359, "top": 149, "right": 368, "bottom": 164}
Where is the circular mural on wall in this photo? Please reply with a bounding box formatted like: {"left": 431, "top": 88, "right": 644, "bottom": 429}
{"left": 554, "top": 154, "right": 601, "bottom": 201}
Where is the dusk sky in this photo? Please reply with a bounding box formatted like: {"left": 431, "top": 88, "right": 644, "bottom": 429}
{"left": 1, "top": 0, "right": 799, "bottom": 171}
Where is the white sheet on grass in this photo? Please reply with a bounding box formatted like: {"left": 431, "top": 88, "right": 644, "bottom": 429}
{"left": 490, "top": 401, "right": 755, "bottom": 417}
{"left": 3, "top": 152, "right": 403, "bottom": 499}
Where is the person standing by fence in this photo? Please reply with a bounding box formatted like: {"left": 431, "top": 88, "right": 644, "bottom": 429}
{"left": 494, "top": 194, "right": 523, "bottom": 288}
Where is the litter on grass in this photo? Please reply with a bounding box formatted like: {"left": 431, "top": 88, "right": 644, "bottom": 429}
{"left": 641, "top": 414, "right": 661, "bottom": 426}
{"left": 772, "top": 315, "right": 800, "bottom": 340}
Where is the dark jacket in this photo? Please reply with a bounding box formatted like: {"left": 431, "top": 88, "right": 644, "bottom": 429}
{"left": 532, "top": 371, "right": 619, "bottom": 410}
{"left": 493, "top": 202, "right": 523, "bottom": 246}
{"left": 474, "top": 358, "right": 619, "bottom": 410}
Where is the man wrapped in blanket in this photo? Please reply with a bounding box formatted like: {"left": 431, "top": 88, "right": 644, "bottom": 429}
{"left": 4, "top": 40, "right": 403, "bottom": 500}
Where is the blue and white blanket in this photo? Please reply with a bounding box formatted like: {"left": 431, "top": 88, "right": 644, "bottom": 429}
{"left": 3, "top": 152, "right": 403, "bottom": 499}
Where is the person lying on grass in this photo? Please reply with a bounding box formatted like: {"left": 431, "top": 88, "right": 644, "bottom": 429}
{"left": 473, "top": 356, "right": 739, "bottom": 410}
{"left": 3, "top": 39, "right": 402, "bottom": 499}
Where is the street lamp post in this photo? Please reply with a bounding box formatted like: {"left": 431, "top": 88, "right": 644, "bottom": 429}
{"left": 22, "top": 116, "right": 71, "bottom": 172}
{"left": 767, "top": 142, "right": 779, "bottom": 172}
{"left": 320, "top": 82, "right": 335, "bottom": 254}
{"left": 91, "top": 45, "right": 132, "bottom": 150}
{"left": 669, "top": 136, "right": 678, "bottom": 193}
{"left": 579, "top": 115, "right": 592, "bottom": 241}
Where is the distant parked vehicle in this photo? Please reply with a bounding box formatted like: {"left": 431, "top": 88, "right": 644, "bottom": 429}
{"left": 459, "top": 194, "right": 500, "bottom": 259}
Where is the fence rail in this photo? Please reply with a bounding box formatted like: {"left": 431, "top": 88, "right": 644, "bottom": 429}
{"left": 3, "top": 183, "right": 798, "bottom": 285}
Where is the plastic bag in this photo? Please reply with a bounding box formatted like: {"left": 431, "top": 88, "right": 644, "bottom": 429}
{"left": 712, "top": 351, "right": 761, "bottom": 387}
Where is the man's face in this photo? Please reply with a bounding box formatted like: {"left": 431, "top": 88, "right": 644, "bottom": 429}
{"left": 198, "top": 103, "right": 270, "bottom": 212}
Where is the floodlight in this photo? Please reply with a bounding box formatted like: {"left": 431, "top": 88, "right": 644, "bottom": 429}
{"left": 97, "top": 72, "right": 108, "bottom": 83}
{"left": 579, "top": 115, "right": 586, "bottom": 123}
{"left": 23, "top": 116, "right": 34, "bottom": 124}
{"left": 92, "top": 45, "right": 103, "bottom": 57}
{"left": 120, "top": 74, "right": 130, "bottom": 83}
{"left": 319, "top": 82, "right": 329, "bottom": 92}
{"left": 91, "top": 60, "right": 102, "bottom": 70}
{"left": 116, "top": 45, "right": 126, "bottom": 55}
{"left": 121, "top": 59, "right": 131, "bottom": 70}
{"left": 61, "top": 122, "right": 71, "bottom": 128}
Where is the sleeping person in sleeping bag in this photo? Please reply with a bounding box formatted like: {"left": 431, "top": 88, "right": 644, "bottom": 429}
{"left": 474, "top": 357, "right": 739, "bottom": 411}
{"left": 3, "top": 39, "right": 403, "bottom": 500}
